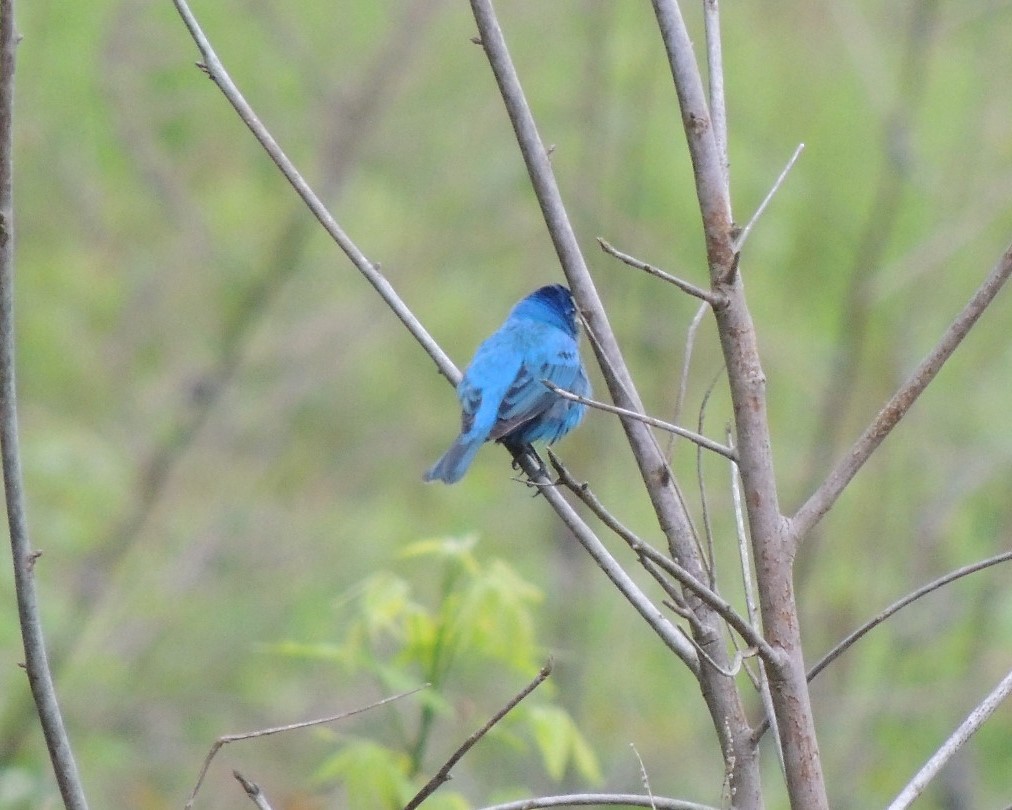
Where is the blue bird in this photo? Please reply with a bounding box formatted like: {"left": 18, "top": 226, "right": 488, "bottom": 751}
{"left": 424, "top": 284, "right": 591, "bottom": 484}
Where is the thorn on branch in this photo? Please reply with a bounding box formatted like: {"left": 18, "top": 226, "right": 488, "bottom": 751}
{"left": 26, "top": 549, "right": 42, "bottom": 571}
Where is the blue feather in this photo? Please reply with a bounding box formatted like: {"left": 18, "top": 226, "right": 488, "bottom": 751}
{"left": 424, "top": 284, "right": 590, "bottom": 484}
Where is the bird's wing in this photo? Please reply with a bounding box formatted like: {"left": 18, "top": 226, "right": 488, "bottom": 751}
{"left": 487, "top": 333, "right": 585, "bottom": 442}
{"left": 456, "top": 329, "right": 525, "bottom": 439}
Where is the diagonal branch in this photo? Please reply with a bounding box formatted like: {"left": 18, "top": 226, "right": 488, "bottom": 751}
{"left": 886, "top": 666, "right": 1012, "bottom": 810}
{"left": 0, "top": 4, "right": 90, "bottom": 809}
{"left": 807, "top": 549, "right": 1012, "bottom": 684}
{"left": 168, "top": 0, "right": 457, "bottom": 386}
{"left": 754, "top": 549, "right": 1012, "bottom": 742}
{"left": 733, "top": 143, "right": 805, "bottom": 253}
{"left": 186, "top": 687, "right": 425, "bottom": 809}
{"left": 403, "top": 663, "right": 552, "bottom": 810}
{"left": 597, "top": 238, "right": 725, "bottom": 307}
{"left": 791, "top": 241, "right": 1012, "bottom": 542}
{"left": 547, "top": 454, "right": 778, "bottom": 668}
{"left": 541, "top": 381, "right": 736, "bottom": 461}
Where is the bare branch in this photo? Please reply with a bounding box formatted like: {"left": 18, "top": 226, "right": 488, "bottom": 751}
{"left": 0, "top": 5, "right": 90, "bottom": 809}
{"left": 732, "top": 143, "right": 805, "bottom": 253}
{"left": 477, "top": 794, "right": 721, "bottom": 810}
{"left": 807, "top": 549, "right": 1012, "bottom": 684}
{"left": 703, "top": 0, "right": 729, "bottom": 193}
{"left": 675, "top": 625, "right": 756, "bottom": 679}
{"left": 887, "top": 666, "right": 1012, "bottom": 810}
{"left": 791, "top": 241, "right": 1012, "bottom": 542}
{"left": 542, "top": 381, "right": 736, "bottom": 461}
{"left": 728, "top": 431, "right": 783, "bottom": 774}
{"left": 530, "top": 456, "right": 699, "bottom": 672}
{"left": 549, "top": 455, "right": 776, "bottom": 670}
{"left": 630, "top": 744, "right": 658, "bottom": 810}
{"left": 597, "top": 238, "right": 725, "bottom": 307}
{"left": 168, "top": 0, "right": 457, "bottom": 385}
{"left": 403, "top": 663, "right": 552, "bottom": 810}
{"left": 693, "top": 367, "right": 725, "bottom": 585}
{"left": 185, "top": 687, "right": 425, "bottom": 810}
{"left": 234, "top": 772, "right": 275, "bottom": 810}
{"left": 650, "top": 0, "right": 733, "bottom": 265}
{"left": 632, "top": 541, "right": 781, "bottom": 668}
{"left": 670, "top": 302, "right": 712, "bottom": 451}
{"left": 754, "top": 549, "right": 1012, "bottom": 742}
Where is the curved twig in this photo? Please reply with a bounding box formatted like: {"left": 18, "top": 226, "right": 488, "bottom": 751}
{"left": 186, "top": 687, "right": 425, "bottom": 809}
{"left": 754, "top": 549, "right": 1012, "bottom": 741}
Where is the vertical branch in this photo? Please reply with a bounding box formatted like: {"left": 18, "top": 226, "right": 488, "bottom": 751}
{"left": 650, "top": 1, "right": 829, "bottom": 808}
{"left": 469, "top": 2, "right": 762, "bottom": 807}
{"left": 0, "top": 4, "right": 90, "bottom": 809}
{"left": 703, "top": 0, "right": 729, "bottom": 193}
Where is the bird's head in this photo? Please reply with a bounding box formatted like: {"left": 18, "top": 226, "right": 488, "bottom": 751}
{"left": 512, "top": 284, "right": 580, "bottom": 337}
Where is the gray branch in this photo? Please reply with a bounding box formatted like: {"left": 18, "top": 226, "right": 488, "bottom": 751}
{"left": 0, "top": 5, "right": 90, "bottom": 809}
{"left": 791, "top": 241, "right": 1012, "bottom": 541}
{"left": 886, "top": 666, "right": 1012, "bottom": 810}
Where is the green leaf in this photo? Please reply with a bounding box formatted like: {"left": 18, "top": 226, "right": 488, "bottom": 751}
{"left": 525, "top": 705, "right": 602, "bottom": 783}
{"left": 315, "top": 739, "right": 414, "bottom": 810}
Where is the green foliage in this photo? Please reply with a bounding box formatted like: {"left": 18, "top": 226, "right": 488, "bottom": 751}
{"left": 271, "top": 537, "right": 600, "bottom": 806}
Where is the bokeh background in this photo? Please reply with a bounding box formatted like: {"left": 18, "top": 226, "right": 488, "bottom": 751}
{"left": 3, "top": 1, "right": 1012, "bottom": 808}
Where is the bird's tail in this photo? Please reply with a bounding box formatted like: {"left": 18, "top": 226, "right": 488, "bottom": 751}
{"left": 423, "top": 434, "right": 484, "bottom": 484}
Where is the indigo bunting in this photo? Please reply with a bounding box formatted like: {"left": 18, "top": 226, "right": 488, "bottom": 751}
{"left": 424, "top": 284, "right": 590, "bottom": 484}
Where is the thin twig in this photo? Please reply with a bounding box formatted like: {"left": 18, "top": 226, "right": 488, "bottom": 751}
{"left": 807, "top": 549, "right": 1012, "bottom": 683}
{"left": 754, "top": 549, "right": 1012, "bottom": 741}
{"left": 548, "top": 458, "right": 775, "bottom": 669}
{"left": 729, "top": 430, "right": 783, "bottom": 775}
{"left": 549, "top": 448, "right": 773, "bottom": 666}
{"left": 233, "top": 772, "right": 275, "bottom": 810}
{"left": 542, "top": 381, "right": 736, "bottom": 462}
{"left": 477, "top": 794, "right": 721, "bottom": 810}
{"left": 403, "top": 662, "right": 553, "bottom": 810}
{"left": 675, "top": 625, "right": 755, "bottom": 678}
{"left": 630, "top": 743, "right": 658, "bottom": 810}
{"left": 791, "top": 241, "right": 1012, "bottom": 542}
{"left": 633, "top": 542, "right": 781, "bottom": 668}
{"left": 694, "top": 367, "right": 725, "bottom": 587}
{"left": 597, "top": 238, "right": 725, "bottom": 307}
{"left": 0, "top": 5, "right": 90, "bottom": 809}
{"left": 168, "top": 0, "right": 457, "bottom": 385}
{"left": 669, "top": 302, "right": 712, "bottom": 456}
{"left": 703, "top": 0, "right": 729, "bottom": 193}
{"left": 886, "top": 666, "right": 1012, "bottom": 810}
{"left": 185, "top": 687, "right": 425, "bottom": 809}
{"left": 733, "top": 143, "right": 805, "bottom": 252}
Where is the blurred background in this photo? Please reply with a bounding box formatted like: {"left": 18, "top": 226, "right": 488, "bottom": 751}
{"left": 3, "top": 1, "right": 1012, "bottom": 808}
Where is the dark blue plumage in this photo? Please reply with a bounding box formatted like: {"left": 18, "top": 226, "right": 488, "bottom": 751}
{"left": 424, "top": 284, "right": 590, "bottom": 484}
